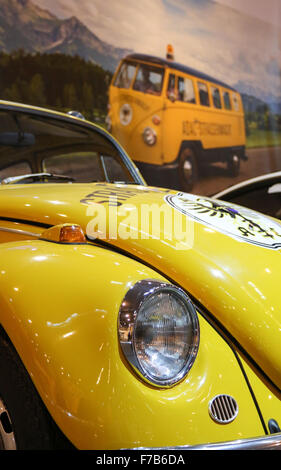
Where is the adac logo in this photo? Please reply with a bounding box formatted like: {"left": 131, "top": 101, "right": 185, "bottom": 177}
{"left": 165, "top": 192, "right": 281, "bottom": 250}
{"left": 120, "top": 103, "right": 133, "bottom": 126}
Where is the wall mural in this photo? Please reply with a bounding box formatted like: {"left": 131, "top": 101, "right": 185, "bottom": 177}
{"left": 0, "top": 0, "right": 280, "bottom": 196}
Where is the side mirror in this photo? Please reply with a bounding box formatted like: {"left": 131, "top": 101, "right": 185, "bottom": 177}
{"left": 167, "top": 91, "right": 176, "bottom": 103}
{"left": 67, "top": 110, "right": 86, "bottom": 120}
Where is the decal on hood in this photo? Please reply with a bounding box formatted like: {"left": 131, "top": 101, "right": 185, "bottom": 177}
{"left": 165, "top": 192, "right": 281, "bottom": 250}
{"left": 120, "top": 103, "right": 133, "bottom": 126}
{"left": 80, "top": 183, "right": 170, "bottom": 207}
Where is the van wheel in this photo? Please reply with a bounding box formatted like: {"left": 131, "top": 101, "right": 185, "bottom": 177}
{"left": 178, "top": 147, "right": 198, "bottom": 192}
{"left": 227, "top": 154, "right": 240, "bottom": 177}
{"left": 0, "top": 328, "right": 72, "bottom": 450}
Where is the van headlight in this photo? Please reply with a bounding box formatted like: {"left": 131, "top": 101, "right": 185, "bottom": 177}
{"left": 118, "top": 280, "right": 199, "bottom": 387}
{"left": 142, "top": 127, "right": 157, "bottom": 146}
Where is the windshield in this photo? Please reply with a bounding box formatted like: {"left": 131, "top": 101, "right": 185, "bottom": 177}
{"left": 114, "top": 61, "right": 164, "bottom": 96}
{"left": 0, "top": 110, "right": 142, "bottom": 185}
{"left": 133, "top": 64, "right": 164, "bottom": 95}
{"left": 114, "top": 62, "right": 137, "bottom": 89}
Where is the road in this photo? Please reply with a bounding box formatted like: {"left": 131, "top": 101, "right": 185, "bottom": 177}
{"left": 192, "top": 146, "right": 281, "bottom": 196}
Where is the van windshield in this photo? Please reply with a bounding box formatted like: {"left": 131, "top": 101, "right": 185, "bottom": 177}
{"left": 114, "top": 62, "right": 137, "bottom": 89}
{"left": 114, "top": 61, "right": 164, "bottom": 96}
{"left": 133, "top": 64, "right": 164, "bottom": 96}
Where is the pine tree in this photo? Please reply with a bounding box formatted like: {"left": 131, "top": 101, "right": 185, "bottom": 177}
{"left": 63, "top": 83, "right": 79, "bottom": 109}
{"left": 28, "top": 73, "right": 46, "bottom": 106}
{"left": 82, "top": 82, "right": 94, "bottom": 111}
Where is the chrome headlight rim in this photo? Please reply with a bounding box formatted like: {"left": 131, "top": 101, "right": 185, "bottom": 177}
{"left": 118, "top": 279, "right": 200, "bottom": 388}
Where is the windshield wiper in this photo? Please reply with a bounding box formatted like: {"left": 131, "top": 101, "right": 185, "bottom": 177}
{"left": 1, "top": 173, "right": 76, "bottom": 185}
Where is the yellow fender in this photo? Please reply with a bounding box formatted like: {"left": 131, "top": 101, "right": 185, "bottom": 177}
{"left": 0, "top": 240, "right": 265, "bottom": 449}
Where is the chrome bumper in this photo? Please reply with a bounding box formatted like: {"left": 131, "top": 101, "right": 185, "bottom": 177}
{"left": 136, "top": 432, "right": 281, "bottom": 450}
{"left": 187, "top": 432, "right": 281, "bottom": 450}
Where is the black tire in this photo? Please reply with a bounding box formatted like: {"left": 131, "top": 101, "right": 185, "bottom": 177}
{"left": 227, "top": 153, "right": 240, "bottom": 177}
{"left": 0, "top": 327, "right": 73, "bottom": 450}
{"left": 178, "top": 147, "right": 198, "bottom": 192}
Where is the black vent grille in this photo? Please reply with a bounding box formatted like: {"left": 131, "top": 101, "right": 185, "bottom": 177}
{"left": 209, "top": 394, "right": 238, "bottom": 424}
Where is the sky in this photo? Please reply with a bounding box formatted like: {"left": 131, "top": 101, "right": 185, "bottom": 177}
{"left": 216, "top": 0, "right": 281, "bottom": 28}
{"left": 32, "top": 0, "right": 281, "bottom": 100}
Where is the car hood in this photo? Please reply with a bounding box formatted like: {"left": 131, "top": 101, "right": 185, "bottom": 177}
{"left": 1, "top": 182, "right": 281, "bottom": 389}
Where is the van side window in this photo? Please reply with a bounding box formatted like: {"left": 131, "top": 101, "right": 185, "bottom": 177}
{"left": 114, "top": 62, "right": 137, "bottom": 89}
{"left": 211, "top": 87, "right": 222, "bottom": 109}
{"left": 198, "top": 82, "right": 210, "bottom": 106}
{"left": 232, "top": 93, "right": 240, "bottom": 111}
{"left": 223, "top": 91, "right": 232, "bottom": 110}
{"left": 178, "top": 77, "right": 196, "bottom": 103}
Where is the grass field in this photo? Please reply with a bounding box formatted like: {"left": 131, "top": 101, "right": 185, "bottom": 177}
{"left": 246, "top": 129, "right": 281, "bottom": 149}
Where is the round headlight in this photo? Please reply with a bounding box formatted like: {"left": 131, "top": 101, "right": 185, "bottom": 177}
{"left": 118, "top": 280, "right": 199, "bottom": 387}
{"left": 142, "top": 127, "right": 157, "bottom": 146}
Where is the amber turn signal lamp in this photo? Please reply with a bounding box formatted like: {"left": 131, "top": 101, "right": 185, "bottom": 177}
{"left": 152, "top": 115, "right": 161, "bottom": 125}
{"left": 40, "top": 224, "right": 86, "bottom": 244}
{"left": 166, "top": 44, "right": 174, "bottom": 61}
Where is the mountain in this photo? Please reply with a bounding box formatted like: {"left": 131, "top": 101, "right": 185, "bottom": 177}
{"left": 240, "top": 93, "right": 267, "bottom": 114}
{"left": 0, "top": 0, "right": 131, "bottom": 71}
{"left": 235, "top": 79, "right": 281, "bottom": 111}
{"left": 267, "top": 101, "right": 281, "bottom": 114}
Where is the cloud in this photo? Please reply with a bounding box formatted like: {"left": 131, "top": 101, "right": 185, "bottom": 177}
{"left": 216, "top": 0, "right": 281, "bottom": 28}
{"left": 32, "top": 0, "right": 281, "bottom": 99}
{"left": 267, "top": 58, "right": 281, "bottom": 77}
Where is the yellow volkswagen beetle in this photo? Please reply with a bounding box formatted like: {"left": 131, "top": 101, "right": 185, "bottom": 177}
{"left": 0, "top": 100, "right": 280, "bottom": 450}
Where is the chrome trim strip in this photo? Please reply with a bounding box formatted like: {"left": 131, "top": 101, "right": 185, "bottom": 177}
{"left": 133, "top": 432, "right": 281, "bottom": 450}
{"left": 0, "top": 226, "right": 40, "bottom": 237}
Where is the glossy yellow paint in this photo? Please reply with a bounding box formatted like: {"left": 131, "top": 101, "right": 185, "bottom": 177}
{"left": 108, "top": 57, "right": 245, "bottom": 166}
{"left": 238, "top": 354, "right": 281, "bottom": 430}
{"left": 0, "top": 239, "right": 265, "bottom": 449}
{"left": 0, "top": 218, "right": 41, "bottom": 243}
{"left": 0, "top": 181, "right": 281, "bottom": 447}
{"left": 0, "top": 182, "right": 281, "bottom": 389}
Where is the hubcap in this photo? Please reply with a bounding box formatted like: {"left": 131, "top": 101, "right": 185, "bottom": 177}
{"left": 183, "top": 159, "right": 193, "bottom": 179}
{"left": 0, "top": 398, "right": 16, "bottom": 450}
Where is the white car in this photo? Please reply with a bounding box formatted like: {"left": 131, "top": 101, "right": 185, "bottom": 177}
{"left": 214, "top": 171, "right": 281, "bottom": 220}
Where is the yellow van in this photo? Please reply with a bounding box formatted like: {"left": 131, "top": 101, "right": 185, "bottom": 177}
{"left": 107, "top": 50, "right": 247, "bottom": 191}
